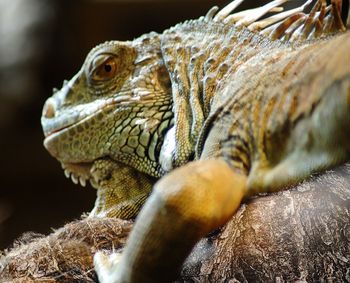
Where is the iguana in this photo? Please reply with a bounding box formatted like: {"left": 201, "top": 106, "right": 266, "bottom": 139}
{"left": 40, "top": 0, "right": 350, "bottom": 282}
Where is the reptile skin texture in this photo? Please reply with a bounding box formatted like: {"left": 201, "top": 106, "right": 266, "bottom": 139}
{"left": 40, "top": 0, "right": 350, "bottom": 282}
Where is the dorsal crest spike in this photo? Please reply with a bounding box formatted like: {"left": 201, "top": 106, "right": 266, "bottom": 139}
{"left": 214, "top": 0, "right": 245, "bottom": 21}
{"left": 208, "top": 0, "right": 349, "bottom": 43}
{"left": 205, "top": 6, "right": 220, "bottom": 21}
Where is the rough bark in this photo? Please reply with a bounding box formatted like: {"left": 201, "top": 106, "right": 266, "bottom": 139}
{"left": 1, "top": 164, "right": 350, "bottom": 282}
{"left": 180, "top": 164, "right": 350, "bottom": 282}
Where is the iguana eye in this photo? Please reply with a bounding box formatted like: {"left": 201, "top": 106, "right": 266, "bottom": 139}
{"left": 91, "top": 56, "right": 117, "bottom": 81}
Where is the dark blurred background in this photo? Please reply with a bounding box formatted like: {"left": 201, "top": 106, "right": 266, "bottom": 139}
{"left": 0, "top": 0, "right": 295, "bottom": 250}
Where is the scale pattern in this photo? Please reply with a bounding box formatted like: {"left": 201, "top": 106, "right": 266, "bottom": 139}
{"left": 39, "top": 0, "right": 350, "bottom": 282}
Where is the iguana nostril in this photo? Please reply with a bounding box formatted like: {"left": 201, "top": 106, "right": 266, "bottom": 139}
{"left": 43, "top": 100, "right": 55, "bottom": 119}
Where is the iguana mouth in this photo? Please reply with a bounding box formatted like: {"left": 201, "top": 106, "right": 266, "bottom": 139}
{"left": 44, "top": 121, "right": 76, "bottom": 138}
{"left": 42, "top": 91, "right": 157, "bottom": 139}
{"left": 42, "top": 112, "right": 80, "bottom": 138}
{"left": 42, "top": 95, "right": 136, "bottom": 138}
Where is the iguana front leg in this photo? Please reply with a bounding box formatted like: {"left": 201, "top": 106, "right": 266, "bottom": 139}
{"left": 94, "top": 159, "right": 246, "bottom": 283}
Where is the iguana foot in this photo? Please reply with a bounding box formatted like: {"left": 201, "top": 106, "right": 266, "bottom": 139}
{"left": 94, "top": 251, "right": 123, "bottom": 283}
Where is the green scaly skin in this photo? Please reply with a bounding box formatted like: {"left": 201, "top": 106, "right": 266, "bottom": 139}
{"left": 41, "top": 0, "right": 350, "bottom": 282}
{"left": 42, "top": 34, "right": 171, "bottom": 218}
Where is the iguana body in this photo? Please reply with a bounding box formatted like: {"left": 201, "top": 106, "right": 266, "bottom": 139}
{"left": 41, "top": 0, "right": 350, "bottom": 282}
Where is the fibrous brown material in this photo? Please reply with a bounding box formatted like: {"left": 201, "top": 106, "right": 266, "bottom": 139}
{"left": 0, "top": 217, "right": 132, "bottom": 282}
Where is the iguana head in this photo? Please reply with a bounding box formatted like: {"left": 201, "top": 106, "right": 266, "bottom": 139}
{"left": 41, "top": 33, "right": 172, "bottom": 186}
